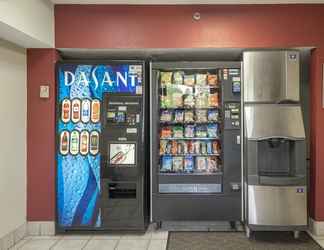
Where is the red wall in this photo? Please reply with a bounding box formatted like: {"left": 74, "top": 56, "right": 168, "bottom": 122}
{"left": 27, "top": 4, "right": 324, "bottom": 221}
{"left": 27, "top": 49, "right": 59, "bottom": 221}
{"left": 55, "top": 5, "right": 323, "bottom": 49}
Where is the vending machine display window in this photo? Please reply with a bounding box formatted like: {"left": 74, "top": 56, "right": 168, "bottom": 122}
{"left": 158, "top": 69, "right": 222, "bottom": 180}
{"left": 109, "top": 143, "right": 136, "bottom": 166}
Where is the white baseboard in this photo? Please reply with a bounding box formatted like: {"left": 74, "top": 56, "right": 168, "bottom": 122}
{"left": 309, "top": 217, "right": 324, "bottom": 237}
{"left": 27, "top": 221, "right": 55, "bottom": 236}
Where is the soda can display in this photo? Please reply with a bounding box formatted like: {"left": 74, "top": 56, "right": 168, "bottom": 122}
{"left": 91, "top": 99, "right": 100, "bottom": 123}
{"left": 60, "top": 131, "right": 69, "bottom": 155}
{"left": 89, "top": 131, "right": 100, "bottom": 155}
{"left": 70, "top": 130, "right": 80, "bottom": 155}
{"left": 61, "top": 99, "right": 71, "bottom": 123}
{"left": 80, "top": 130, "right": 89, "bottom": 156}
{"left": 81, "top": 99, "right": 91, "bottom": 123}
{"left": 71, "top": 99, "right": 81, "bottom": 123}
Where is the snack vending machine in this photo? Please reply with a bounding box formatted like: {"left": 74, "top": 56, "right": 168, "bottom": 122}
{"left": 56, "top": 61, "right": 148, "bottom": 232}
{"left": 150, "top": 62, "right": 242, "bottom": 225}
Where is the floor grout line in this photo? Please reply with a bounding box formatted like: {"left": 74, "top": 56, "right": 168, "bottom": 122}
{"left": 113, "top": 237, "right": 121, "bottom": 250}
{"left": 81, "top": 237, "right": 92, "bottom": 250}
{"left": 48, "top": 238, "right": 61, "bottom": 250}
{"left": 16, "top": 237, "right": 32, "bottom": 250}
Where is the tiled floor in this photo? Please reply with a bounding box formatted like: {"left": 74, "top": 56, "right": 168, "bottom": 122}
{"left": 308, "top": 230, "right": 324, "bottom": 248}
{"left": 8, "top": 226, "right": 168, "bottom": 250}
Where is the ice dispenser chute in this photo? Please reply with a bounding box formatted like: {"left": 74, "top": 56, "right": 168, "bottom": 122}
{"left": 244, "top": 104, "right": 306, "bottom": 186}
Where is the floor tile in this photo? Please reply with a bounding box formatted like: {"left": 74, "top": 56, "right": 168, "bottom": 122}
{"left": 116, "top": 239, "right": 149, "bottom": 250}
{"left": 151, "top": 231, "right": 168, "bottom": 240}
{"left": 315, "top": 239, "right": 324, "bottom": 248}
{"left": 147, "top": 240, "right": 168, "bottom": 250}
{"left": 62, "top": 235, "right": 92, "bottom": 240}
{"left": 9, "top": 239, "right": 30, "bottom": 250}
{"left": 121, "top": 231, "right": 152, "bottom": 240}
{"left": 92, "top": 234, "right": 122, "bottom": 240}
{"left": 19, "top": 239, "right": 58, "bottom": 250}
{"left": 51, "top": 239, "right": 89, "bottom": 250}
{"left": 83, "top": 239, "right": 118, "bottom": 250}
{"left": 24, "top": 236, "right": 63, "bottom": 240}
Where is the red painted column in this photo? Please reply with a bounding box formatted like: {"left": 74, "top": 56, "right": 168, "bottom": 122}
{"left": 27, "top": 49, "right": 59, "bottom": 221}
{"left": 309, "top": 48, "right": 324, "bottom": 221}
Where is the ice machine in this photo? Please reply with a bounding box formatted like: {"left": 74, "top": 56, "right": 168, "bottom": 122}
{"left": 243, "top": 51, "right": 307, "bottom": 238}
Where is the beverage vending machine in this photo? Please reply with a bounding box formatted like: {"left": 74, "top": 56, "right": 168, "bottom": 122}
{"left": 56, "top": 61, "right": 149, "bottom": 232}
{"left": 150, "top": 62, "right": 242, "bottom": 226}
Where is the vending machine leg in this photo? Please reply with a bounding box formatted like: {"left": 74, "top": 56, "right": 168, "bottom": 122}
{"left": 229, "top": 221, "right": 236, "bottom": 230}
{"left": 156, "top": 221, "right": 162, "bottom": 230}
{"left": 293, "top": 230, "right": 300, "bottom": 239}
{"left": 245, "top": 226, "right": 252, "bottom": 239}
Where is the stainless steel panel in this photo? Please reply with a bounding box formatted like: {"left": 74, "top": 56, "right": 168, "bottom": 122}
{"left": 244, "top": 104, "right": 305, "bottom": 140}
{"left": 248, "top": 185, "right": 307, "bottom": 226}
{"left": 243, "top": 51, "right": 300, "bottom": 103}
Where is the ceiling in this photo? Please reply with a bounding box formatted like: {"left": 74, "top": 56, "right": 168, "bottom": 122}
{"left": 51, "top": 0, "right": 324, "bottom": 4}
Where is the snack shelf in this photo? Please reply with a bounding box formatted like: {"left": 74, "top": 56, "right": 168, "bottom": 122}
{"left": 160, "top": 107, "right": 220, "bottom": 110}
{"left": 160, "top": 121, "right": 220, "bottom": 125}
{"left": 160, "top": 153, "right": 220, "bottom": 156}
{"left": 159, "top": 172, "right": 223, "bottom": 176}
{"left": 160, "top": 85, "right": 220, "bottom": 89}
{"left": 160, "top": 137, "right": 220, "bottom": 140}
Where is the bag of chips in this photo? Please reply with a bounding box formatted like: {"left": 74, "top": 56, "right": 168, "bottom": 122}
{"left": 172, "top": 93, "right": 183, "bottom": 108}
{"left": 200, "top": 141, "right": 207, "bottom": 155}
{"left": 212, "top": 141, "right": 220, "bottom": 154}
{"left": 188, "top": 141, "right": 194, "bottom": 154}
{"left": 209, "top": 93, "right": 219, "bottom": 107}
{"left": 196, "top": 125, "right": 207, "bottom": 138}
{"left": 171, "top": 140, "right": 178, "bottom": 155}
{"left": 207, "top": 124, "right": 218, "bottom": 138}
{"left": 173, "top": 126, "right": 184, "bottom": 138}
{"left": 183, "top": 94, "right": 195, "bottom": 108}
{"left": 161, "top": 156, "right": 172, "bottom": 172}
{"left": 184, "top": 74, "right": 195, "bottom": 86}
{"left": 185, "top": 125, "right": 195, "bottom": 138}
{"left": 177, "top": 141, "right": 184, "bottom": 154}
{"left": 184, "top": 156, "right": 194, "bottom": 172}
{"left": 173, "top": 157, "right": 183, "bottom": 172}
{"left": 196, "top": 109, "right": 208, "bottom": 123}
{"left": 207, "top": 141, "right": 213, "bottom": 154}
{"left": 160, "top": 72, "right": 172, "bottom": 86}
{"left": 207, "top": 157, "right": 218, "bottom": 172}
{"left": 207, "top": 73, "right": 218, "bottom": 86}
{"left": 195, "top": 87, "right": 209, "bottom": 108}
{"left": 196, "top": 157, "right": 207, "bottom": 171}
{"left": 183, "top": 141, "right": 188, "bottom": 154}
{"left": 173, "top": 71, "right": 184, "bottom": 85}
{"left": 208, "top": 109, "right": 219, "bottom": 122}
{"left": 196, "top": 73, "right": 207, "bottom": 86}
{"left": 161, "top": 126, "right": 172, "bottom": 138}
{"left": 174, "top": 110, "right": 184, "bottom": 122}
{"left": 184, "top": 110, "right": 195, "bottom": 122}
{"left": 160, "top": 110, "right": 172, "bottom": 122}
{"left": 193, "top": 141, "right": 200, "bottom": 154}
{"left": 165, "top": 141, "right": 172, "bottom": 154}
{"left": 160, "top": 140, "right": 168, "bottom": 155}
